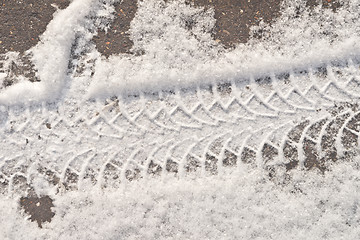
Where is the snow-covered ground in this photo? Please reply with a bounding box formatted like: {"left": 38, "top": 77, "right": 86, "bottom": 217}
{"left": 1, "top": 0, "right": 360, "bottom": 239}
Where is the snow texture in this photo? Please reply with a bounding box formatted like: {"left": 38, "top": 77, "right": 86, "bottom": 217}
{"left": 0, "top": 0, "right": 360, "bottom": 239}
{"left": 1, "top": 163, "right": 360, "bottom": 239}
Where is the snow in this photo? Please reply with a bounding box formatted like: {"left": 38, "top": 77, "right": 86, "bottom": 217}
{"left": 88, "top": 0, "right": 360, "bottom": 98}
{"left": 0, "top": 0, "right": 98, "bottom": 105}
{"left": 1, "top": 162, "right": 360, "bottom": 239}
{"left": 1, "top": 0, "right": 359, "bottom": 103}
{"left": 0, "top": 0, "right": 360, "bottom": 239}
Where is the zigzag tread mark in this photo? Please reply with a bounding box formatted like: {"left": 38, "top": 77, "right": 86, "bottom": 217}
{"left": 1, "top": 61, "right": 360, "bottom": 194}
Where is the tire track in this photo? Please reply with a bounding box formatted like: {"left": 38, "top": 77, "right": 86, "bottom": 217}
{"left": 0, "top": 59, "right": 359, "bottom": 193}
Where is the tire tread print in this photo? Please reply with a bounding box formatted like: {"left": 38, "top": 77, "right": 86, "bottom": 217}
{"left": 0, "top": 59, "right": 360, "bottom": 194}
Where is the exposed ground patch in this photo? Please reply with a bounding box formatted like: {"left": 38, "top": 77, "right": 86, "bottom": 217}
{"left": 0, "top": 0, "right": 70, "bottom": 54}
{"left": 20, "top": 195, "right": 55, "bottom": 228}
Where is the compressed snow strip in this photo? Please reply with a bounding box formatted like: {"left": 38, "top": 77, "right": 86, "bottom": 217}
{"left": 87, "top": 0, "right": 360, "bottom": 98}
{"left": 1, "top": 0, "right": 360, "bottom": 103}
{"left": 0, "top": 0, "right": 96, "bottom": 105}
{"left": 88, "top": 37, "right": 360, "bottom": 97}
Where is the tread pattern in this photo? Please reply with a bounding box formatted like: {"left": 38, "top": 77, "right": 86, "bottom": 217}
{"left": 0, "top": 59, "right": 360, "bottom": 194}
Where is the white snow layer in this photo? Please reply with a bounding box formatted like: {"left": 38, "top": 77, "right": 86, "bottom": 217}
{"left": 1, "top": 162, "right": 360, "bottom": 239}
{"left": 0, "top": 0, "right": 360, "bottom": 239}
{"left": 89, "top": 0, "right": 360, "bottom": 97}
{"left": 0, "top": 0, "right": 359, "bottom": 103}
{"left": 0, "top": 0, "right": 114, "bottom": 104}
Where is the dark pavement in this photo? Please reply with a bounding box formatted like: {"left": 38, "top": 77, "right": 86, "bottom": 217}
{"left": 1, "top": 0, "right": 341, "bottom": 57}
